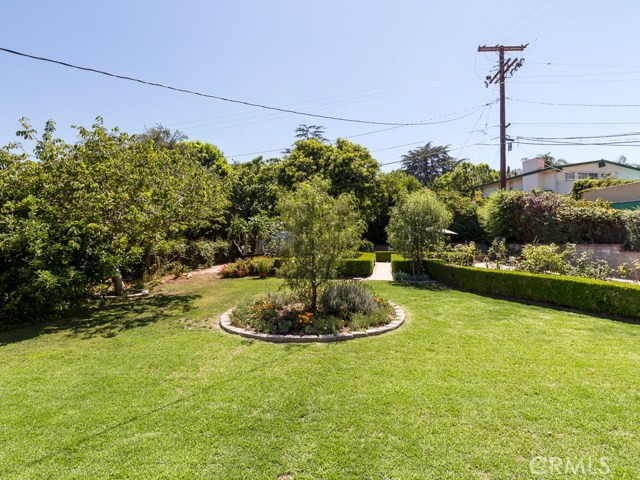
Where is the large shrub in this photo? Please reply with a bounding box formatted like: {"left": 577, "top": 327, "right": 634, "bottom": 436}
{"left": 482, "top": 190, "right": 565, "bottom": 243}
{"left": 482, "top": 190, "right": 632, "bottom": 245}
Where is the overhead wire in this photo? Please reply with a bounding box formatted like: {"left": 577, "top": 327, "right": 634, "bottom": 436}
{"left": 0, "top": 46, "right": 459, "bottom": 127}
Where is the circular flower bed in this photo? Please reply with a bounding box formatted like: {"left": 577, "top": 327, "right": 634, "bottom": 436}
{"left": 220, "top": 282, "right": 405, "bottom": 343}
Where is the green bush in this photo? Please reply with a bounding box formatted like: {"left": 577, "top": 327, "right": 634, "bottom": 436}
{"left": 340, "top": 252, "right": 375, "bottom": 277}
{"left": 374, "top": 251, "right": 396, "bottom": 262}
{"left": 390, "top": 254, "right": 426, "bottom": 276}
{"left": 425, "top": 260, "right": 640, "bottom": 319}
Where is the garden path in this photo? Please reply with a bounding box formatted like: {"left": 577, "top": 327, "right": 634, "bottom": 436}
{"left": 367, "top": 261, "right": 393, "bottom": 281}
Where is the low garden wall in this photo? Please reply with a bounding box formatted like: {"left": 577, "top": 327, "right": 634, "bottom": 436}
{"left": 424, "top": 259, "right": 640, "bottom": 319}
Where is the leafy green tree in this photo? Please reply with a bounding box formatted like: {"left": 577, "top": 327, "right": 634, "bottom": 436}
{"left": 278, "top": 138, "right": 380, "bottom": 226}
{"left": 437, "top": 191, "right": 486, "bottom": 243}
{"left": 387, "top": 189, "right": 452, "bottom": 275}
{"left": 135, "top": 124, "right": 187, "bottom": 148}
{"left": 366, "top": 170, "right": 422, "bottom": 244}
{"left": 0, "top": 118, "right": 227, "bottom": 324}
{"left": 229, "top": 156, "right": 282, "bottom": 220}
{"left": 401, "top": 142, "right": 460, "bottom": 186}
{"left": 432, "top": 161, "right": 499, "bottom": 197}
{"left": 277, "top": 177, "right": 364, "bottom": 313}
{"left": 180, "top": 140, "right": 231, "bottom": 177}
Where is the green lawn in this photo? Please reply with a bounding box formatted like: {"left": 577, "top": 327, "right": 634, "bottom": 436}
{"left": 1, "top": 276, "right": 639, "bottom": 479}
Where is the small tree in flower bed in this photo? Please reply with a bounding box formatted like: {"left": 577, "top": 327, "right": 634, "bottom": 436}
{"left": 276, "top": 177, "right": 365, "bottom": 313}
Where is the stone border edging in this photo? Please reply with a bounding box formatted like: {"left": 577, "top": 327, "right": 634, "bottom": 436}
{"left": 219, "top": 302, "right": 405, "bottom": 343}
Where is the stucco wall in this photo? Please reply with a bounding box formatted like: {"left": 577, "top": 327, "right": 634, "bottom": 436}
{"left": 583, "top": 182, "right": 640, "bottom": 203}
{"left": 574, "top": 244, "right": 640, "bottom": 269}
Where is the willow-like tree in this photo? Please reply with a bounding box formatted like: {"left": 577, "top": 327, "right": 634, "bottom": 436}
{"left": 386, "top": 189, "right": 452, "bottom": 275}
{"left": 277, "top": 177, "right": 364, "bottom": 313}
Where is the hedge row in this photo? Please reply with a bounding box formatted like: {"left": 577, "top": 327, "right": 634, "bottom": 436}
{"left": 390, "top": 254, "right": 429, "bottom": 275}
{"left": 341, "top": 252, "right": 376, "bottom": 277}
{"left": 375, "top": 250, "right": 397, "bottom": 262}
{"left": 424, "top": 260, "right": 640, "bottom": 319}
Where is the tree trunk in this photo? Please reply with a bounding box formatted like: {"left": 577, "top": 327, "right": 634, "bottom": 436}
{"left": 112, "top": 269, "right": 125, "bottom": 296}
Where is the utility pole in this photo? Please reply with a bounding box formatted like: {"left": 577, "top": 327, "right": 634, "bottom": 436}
{"left": 477, "top": 44, "right": 527, "bottom": 189}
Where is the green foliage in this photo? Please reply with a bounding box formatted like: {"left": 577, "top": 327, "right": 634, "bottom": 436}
{"left": 0, "top": 118, "right": 227, "bottom": 325}
{"left": 518, "top": 243, "right": 573, "bottom": 275}
{"left": 425, "top": 260, "right": 640, "bottom": 319}
{"left": 252, "top": 257, "right": 274, "bottom": 278}
{"left": 366, "top": 170, "right": 422, "bottom": 244}
{"left": 622, "top": 210, "right": 640, "bottom": 250}
{"left": 517, "top": 244, "right": 613, "bottom": 280}
{"left": 441, "top": 242, "right": 478, "bottom": 266}
{"left": 277, "top": 177, "right": 365, "bottom": 312}
{"left": 180, "top": 140, "right": 231, "bottom": 177}
{"left": 570, "top": 178, "right": 637, "bottom": 199}
{"left": 481, "top": 190, "right": 565, "bottom": 243}
{"left": 390, "top": 254, "right": 423, "bottom": 276}
{"left": 228, "top": 213, "right": 281, "bottom": 257}
{"left": 228, "top": 156, "right": 282, "bottom": 220}
{"left": 431, "top": 161, "right": 498, "bottom": 196}
{"left": 386, "top": 189, "right": 452, "bottom": 275}
{"left": 278, "top": 138, "right": 381, "bottom": 227}
{"left": 374, "top": 251, "right": 396, "bottom": 262}
{"left": 482, "top": 190, "right": 628, "bottom": 244}
{"left": 401, "top": 142, "right": 459, "bottom": 187}
{"left": 485, "top": 238, "right": 510, "bottom": 269}
{"left": 320, "top": 281, "right": 378, "bottom": 316}
{"left": 340, "top": 253, "right": 376, "bottom": 277}
{"left": 437, "top": 190, "right": 486, "bottom": 242}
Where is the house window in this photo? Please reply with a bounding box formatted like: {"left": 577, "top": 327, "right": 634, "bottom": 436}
{"left": 564, "top": 172, "right": 575, "bottom": 181}
{"left": 578, "top": 172, "right": 588, "bottom": 179}
{"left": 589, "top": 173, "right": 599, "bottom": 179}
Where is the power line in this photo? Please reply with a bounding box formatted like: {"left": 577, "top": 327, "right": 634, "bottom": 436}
{"left": 227, "top": 100, "right": 498, "bottom": 158}
{"left": 509, "top": 97, "right": 640, "bottom": 107}
{"left": 0, "top": 46, "right": 451, "bottom": 127}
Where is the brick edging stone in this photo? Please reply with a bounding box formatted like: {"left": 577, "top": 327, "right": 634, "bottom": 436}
{"left": 219, "top": 302, "right": 405, "bottom": 343}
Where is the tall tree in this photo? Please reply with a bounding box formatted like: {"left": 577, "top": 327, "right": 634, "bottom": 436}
{"left": 401, "top": 142, "right": 460, "bottom": 186}
{"left": 431, "top": 161, "right": 499, "bottom": 197}
{"left": 278, "top": 138, "right": 380, "bottom": 225}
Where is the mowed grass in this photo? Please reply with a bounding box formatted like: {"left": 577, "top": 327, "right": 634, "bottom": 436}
{"left": 1, "top": 276, "right": 639, "bottom": 479}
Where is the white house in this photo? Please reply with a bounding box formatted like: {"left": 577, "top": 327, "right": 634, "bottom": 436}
{"left": 478, "top": 157, "right": 640, "bottom": 197}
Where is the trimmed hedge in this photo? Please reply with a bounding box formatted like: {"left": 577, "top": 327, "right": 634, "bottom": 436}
{"left": 424, "top": 260, "right": 640, "bottom": 319}
{"left": 375, "top": 250, "right": 397, "bottom": 262}
{"left": 390, "top": 254, "right": 429, "bottom": 275}
{"left": 341, "top": 252, "right": 376, "bottom": 277}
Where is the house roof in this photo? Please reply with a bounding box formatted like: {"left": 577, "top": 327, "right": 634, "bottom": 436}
{"left": 475, "top": 159, "right": 640, "bottom": 189}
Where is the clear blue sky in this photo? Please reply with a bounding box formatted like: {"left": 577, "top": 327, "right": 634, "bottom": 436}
{"left": 1, "top": 0, "right": 639, "bottom": 172}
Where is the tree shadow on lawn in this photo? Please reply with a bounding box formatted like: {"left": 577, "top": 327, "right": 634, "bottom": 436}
{"left": 0, "top": 293, "right": 201, "bottom": 346}
{"left": 390, "top": 281, "right": 640, "bottom": 326}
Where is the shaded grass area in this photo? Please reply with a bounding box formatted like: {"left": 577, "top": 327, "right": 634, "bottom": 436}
{"left": 0, "top": 276, "right": 638, "bottom": 478}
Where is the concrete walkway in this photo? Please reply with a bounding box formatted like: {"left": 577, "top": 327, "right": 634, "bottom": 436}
{"left": 367, "top": 261, "right": 393, "bottom": 281}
